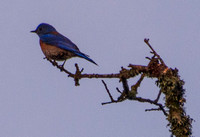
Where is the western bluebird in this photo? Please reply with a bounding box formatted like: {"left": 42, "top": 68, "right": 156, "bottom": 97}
{"left": 31, "top": 23, "right": 97, "bottom": 66}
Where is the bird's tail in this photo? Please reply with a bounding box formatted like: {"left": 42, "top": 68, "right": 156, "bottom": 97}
{"left": 75, "top": 52, "right": 98, "bottom": 66}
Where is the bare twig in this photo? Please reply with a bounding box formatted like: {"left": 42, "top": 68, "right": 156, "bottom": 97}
{"left": 131, "top": 74, "right": 145, "bottom": 90}
{"left": 145, "top": 108, "right": 162, "bottom": 112}
{"left": 133, "top": 97, "right": 168, "bottom": 116}
{"left": 144, "top": 38, "right": 166, "bottom": 66}
{"left": 101, "top": 80, "right": 115, "bottom": 102}
{"left": 101, "top": 80, "right": 127, "bottom": 105}
{"left": 116, "top": 88, "right": 122, "bottom": 94}
{"left": 154, "top": 90, "right": 162, "bottom": 103}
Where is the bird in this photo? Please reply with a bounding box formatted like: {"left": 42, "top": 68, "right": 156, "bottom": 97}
{"left": 31, "top": 23, "right": 97, "bottom": 66}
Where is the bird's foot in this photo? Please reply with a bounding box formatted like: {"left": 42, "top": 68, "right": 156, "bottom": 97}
{"left": 58, "top": 61, "right": 66, "bottom": 71}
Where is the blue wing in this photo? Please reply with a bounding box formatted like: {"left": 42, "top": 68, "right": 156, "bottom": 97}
{"left": 40, "top": 33, "right": 98, "bottom": 65}
{"left": 56, "top": 41, "right": 98, "bottom": 65}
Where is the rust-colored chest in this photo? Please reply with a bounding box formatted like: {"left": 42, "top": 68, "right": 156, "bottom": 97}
{"left": 39, "top": 40, "right": 76, "bottom": 60}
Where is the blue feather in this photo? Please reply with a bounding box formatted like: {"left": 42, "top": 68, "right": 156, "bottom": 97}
{"left": 40, "top": 33, "right": 98, "bottom": 65}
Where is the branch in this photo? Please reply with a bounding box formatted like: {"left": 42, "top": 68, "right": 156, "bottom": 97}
{"left": 47, "top": 58, "right": 120, "bottom": 78}
{"left": 101, "top": 80, "right": 115, "bottom": 102}
{"left": 144, "top": 38, "right": 166, "bottom": 66}
{"left": 154, "top": 89, "right": 162, "bottom": 103}
{"left": 101, "top": 79, "right": 168, "bottom": 116}
{"left": 133, "top": 97, "right": 168, "bottom": 116}
{"left": 44, "top": 38, "right": 192, "bottom": 136}
{"left": 121, "top": 77, "right": 129, "bottom": 94}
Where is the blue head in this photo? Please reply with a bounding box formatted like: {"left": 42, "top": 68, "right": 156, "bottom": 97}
{"left": 31, "top": 23, "right": 57, "bottom": 37}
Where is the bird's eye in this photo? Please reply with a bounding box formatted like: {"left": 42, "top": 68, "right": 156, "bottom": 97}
{"left": 39, "top": 28, "right": 42, "bottom": 31}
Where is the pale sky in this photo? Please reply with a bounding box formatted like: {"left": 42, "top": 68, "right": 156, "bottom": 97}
{"left": 0, "top": 1, "right": 200, "bottom": 137}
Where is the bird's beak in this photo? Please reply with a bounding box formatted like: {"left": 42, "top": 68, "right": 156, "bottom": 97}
{"left": 30, "top": 30, "right": 36, "bottom": 33}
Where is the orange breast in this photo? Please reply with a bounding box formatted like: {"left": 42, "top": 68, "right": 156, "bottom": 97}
{"left": 39, "top": 40, "right": 75, "bottom": 60}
